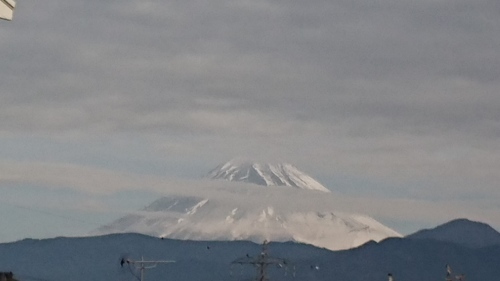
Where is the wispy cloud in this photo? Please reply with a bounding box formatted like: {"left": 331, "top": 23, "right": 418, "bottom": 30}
{"left": 1, "top": 160, "right": 499, "bottom": 235}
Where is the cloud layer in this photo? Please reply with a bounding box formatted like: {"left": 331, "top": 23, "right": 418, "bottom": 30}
{"left": 1, "top": 0, "right": 499, "bottom": 240}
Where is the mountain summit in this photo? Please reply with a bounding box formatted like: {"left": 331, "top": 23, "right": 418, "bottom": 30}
{"left": 207, "top": 160, "right": 331, "bottom": 193}
{"left": 407, "top": 218, "right": 500, "bottom": 248}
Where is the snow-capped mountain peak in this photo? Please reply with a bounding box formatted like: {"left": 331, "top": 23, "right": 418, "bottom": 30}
{"left": 207, "top": 160, "right": 331, "bottom": 193}
{"left": 92, "top": 163, "right": 401, "bottom": 251}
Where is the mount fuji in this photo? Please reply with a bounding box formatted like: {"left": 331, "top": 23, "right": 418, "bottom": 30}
{"left": 93, "top": 161, "right": 401, "bottom": 250}
{"left": 207, "top": 160, "right": 331, "bottom": 192}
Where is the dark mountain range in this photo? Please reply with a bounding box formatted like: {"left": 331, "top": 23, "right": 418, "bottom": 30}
{"left": 1, "top": 228, "right": 500, "bottom": 281}
{"left": 407, "top": 218, "right": 500, "bottom": 248}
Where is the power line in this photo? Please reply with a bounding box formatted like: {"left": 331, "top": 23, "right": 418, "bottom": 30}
{"left": 16, "top": 274, "right": 55, "bottom": 281}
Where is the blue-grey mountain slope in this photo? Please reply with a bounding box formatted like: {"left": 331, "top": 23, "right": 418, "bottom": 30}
{"left": 407, "top": 218, "right": 500, "bottom": 248}
{"left": 2, "top": 222, "right": 500, "bottom": 281}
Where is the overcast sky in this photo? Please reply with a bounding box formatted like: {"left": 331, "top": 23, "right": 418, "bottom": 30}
{"left": 1, "top": 0, "right": 499, "bottom": 243}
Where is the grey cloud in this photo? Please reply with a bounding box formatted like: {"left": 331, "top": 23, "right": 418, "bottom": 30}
{"left": 2, "top": 160, "right": 500, "bottom": 234}
{"left": 1, "top": 0, "right": 499, "bottom": 207}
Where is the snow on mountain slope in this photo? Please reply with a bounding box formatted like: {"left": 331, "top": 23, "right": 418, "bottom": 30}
{"left": 94, "top": 162, "right": 401, "bottom": 251}
{"left": 207, "top": 160, "right": 330, "bottom": 192}
{"left": 94, "top": 192, "right": 401, "bottom": 251}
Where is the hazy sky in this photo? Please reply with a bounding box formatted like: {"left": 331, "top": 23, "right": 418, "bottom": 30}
{"left": 1, "top": 0, "right": 499, "bottom": 243}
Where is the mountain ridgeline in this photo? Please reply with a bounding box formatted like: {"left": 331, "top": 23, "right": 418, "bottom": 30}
{"left": 407, "top": 218, "right": 500, "bottom": 248}
{"left": 1, "top": 219, "right": 500, "bottom": 281}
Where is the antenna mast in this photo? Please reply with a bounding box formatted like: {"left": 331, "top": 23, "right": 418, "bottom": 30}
{"left": 121, "top": 256, "right": 175, "bottom": 281}
{"left": 231, "top": 240, "right": 291, "bottom": 281}
{"left": 445, "top": 264, "right": 465, "bottom": 281}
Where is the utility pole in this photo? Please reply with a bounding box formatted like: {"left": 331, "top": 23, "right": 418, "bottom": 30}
{"left": 121, "top": 256, "right": 175, "bottom": 281}
{"left": 231, "top": 240, "right": 291, "bottom": 281}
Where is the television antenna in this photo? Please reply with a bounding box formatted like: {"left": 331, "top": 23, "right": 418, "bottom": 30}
{"left": 0, "top": 0, "right": 15, "bottom": 21}
{"left": 120, "top": 256, "right": 175, "bottom": 281}
{"left": 231, "top": 240, "right": 293, "bottom": 281}
{"left": 445, "top": 264, "right": 466, "bottom": 281}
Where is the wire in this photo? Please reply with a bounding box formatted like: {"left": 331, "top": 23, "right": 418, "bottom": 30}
{"left": 126, "top": 263, "right": 141, "bottom": 281}
{"left": 16, "top": 274, "right": 55, "bottom": 281}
